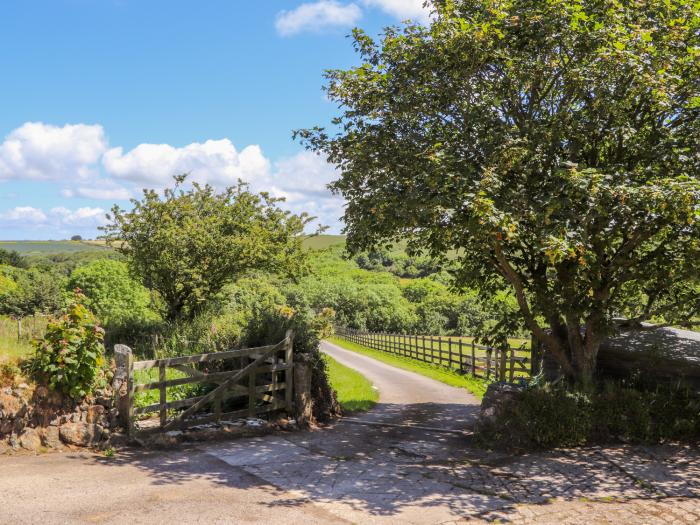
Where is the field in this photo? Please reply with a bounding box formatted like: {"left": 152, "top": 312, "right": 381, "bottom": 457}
{"left": 0, "top": 240, "right": 111, "bottom": 255}
{"left": 1, "top": 236, "right": 346, "bottom": 255}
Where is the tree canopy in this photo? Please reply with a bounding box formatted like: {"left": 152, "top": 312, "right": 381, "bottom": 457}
{"left": 298, "top": 0, "right": 700, "bottom": 382}
{"left": 102, "top": 176, "right": 314, "bottom": 321}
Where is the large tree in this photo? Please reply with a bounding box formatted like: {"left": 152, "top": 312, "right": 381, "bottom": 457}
{"left": 298, "top": 0, "right": 700, "bottom": 383}
{"left": 102, "top": 177, "right": 314, "bottom": 321}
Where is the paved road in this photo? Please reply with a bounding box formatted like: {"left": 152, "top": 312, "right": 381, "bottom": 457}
{"left": 1, "top": 340, "right": 699, "bottom": 524}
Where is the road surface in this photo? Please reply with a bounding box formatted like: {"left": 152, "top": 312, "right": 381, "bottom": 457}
{"left": 1, "top": 340, "right": 698, "bottom": 524}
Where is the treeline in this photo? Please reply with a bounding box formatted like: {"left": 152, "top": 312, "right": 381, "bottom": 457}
{"left": 0, "top": 241, "right": 525, "bottom": 357}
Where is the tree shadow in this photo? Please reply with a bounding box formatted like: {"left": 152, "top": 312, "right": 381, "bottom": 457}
{"left": 68, "top": 400, "right": 700, "bottom": 523}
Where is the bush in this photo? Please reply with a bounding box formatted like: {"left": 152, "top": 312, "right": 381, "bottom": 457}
{"left": 479, "top": 381, "right": 700, "bottom": 450}
{"left": 67, "top": 259, "right": 158, "bottom": 327}
{"left": 0, "top": 265, "right": 64, "bottom": 317}
{"left": 29, "top": 292, "right": 108, "bottom": 399}
{"left": 498, "top": 385, "right": 592, "bottom": 449}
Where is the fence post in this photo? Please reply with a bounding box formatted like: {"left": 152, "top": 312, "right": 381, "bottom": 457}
{"left": 159, "top": 362, "right": 167, "bottom": 428}
{"left": 508, "top": 348, "right": 515, "bottom": 382}
{"left": 458, "top": 339, "right": 464, "bottom": 373}
{"left": 471, "top": 341, "right": 476, "bottom": 376}
{"left": 285, "top": 329, "right": 295, "bottom": 413}
{"left": 499, "top": 348, "right": 507, "bottom": 381}
{"left": 486, "top": 348, "right": 492, "bottom": 380}
{"left": 114, "top": 344, "right": 134, "bottom": 437}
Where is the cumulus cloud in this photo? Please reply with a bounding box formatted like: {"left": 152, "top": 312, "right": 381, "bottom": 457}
{"left": 49, "top": 206, "right": 108, "bottom": 226}
{"left": 0, "top": 121, "right": 346, "bottom": 236}
{"left": 0, "top": 206, "right": 48, "bottom": 224}
{"left": 0, "top": 122, "right": 107, "bottom": 181}
{"left": 103, "top": 139, "right": 271, "bottom": 188}
{"left": 0, "top": 205, "right": 108, "bottom": 237}
{"left": 61, "top": 180, "right": 132, "bottom": 200}
{"left": 275, "top": 1, "right": 362, "bottom": 36}
{"left": 267, "top": 151, "right": 345, "bottom": 230}
{"left": 362, "top": 0, "right": 431, "bottom": 21}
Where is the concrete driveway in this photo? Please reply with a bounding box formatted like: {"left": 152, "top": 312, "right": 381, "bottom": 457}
{"left": 1, "top": 340, "right": 699, "bottom": 524}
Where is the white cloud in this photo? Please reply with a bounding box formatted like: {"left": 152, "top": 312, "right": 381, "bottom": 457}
{"left": 103, "top": 139, "right": 271, "bottom": 188}
{"left": 0, "top": 122, "right": 107, "bottom": 181}
{"left": 0, "top": 121, "right": 347, "bottom": 236}
{"left": 275, "top": 1, "right": 362, "bottom": 36}
{"left": 267, "top": 151, "right": 345, "bottom": 230}
{"left": 0, "top": 205, "right": 108, "bottom": 237}
{"left": 61, "top": 180, "right": 132, "bottom": 200}
{"left": 49, "top": 206, "right": 108, "bottom": 227}
{"left": 362, "top": 0, "right": 431, "bottom": 21}
{"left": 0, "top": 206, "right": 47, "bottom": 224}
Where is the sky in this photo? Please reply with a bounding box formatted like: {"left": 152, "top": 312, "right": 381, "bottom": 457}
{"left": 0, "top": 0, "right": 430, "bottom": 240}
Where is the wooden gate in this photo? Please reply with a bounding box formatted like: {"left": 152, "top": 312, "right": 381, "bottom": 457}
{"left": 114, "top": 330, "right": 294, "bottom": 436}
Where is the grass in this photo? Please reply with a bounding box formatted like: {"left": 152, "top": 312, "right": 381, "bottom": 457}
{"left": 323, "top": 353, "right": 379, "bottom": 412}
{"left": 0, "top": 315, "right": 47, "bottom": 363}
{"left": 328, "top": 336, "right": 490, "bottom": 399}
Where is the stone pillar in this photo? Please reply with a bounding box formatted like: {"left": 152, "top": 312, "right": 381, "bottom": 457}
{"left": 293, "top": 354, "right": 313, "bottom": 427}
{"left": 113, "top": 345, "right": 133, "bottom": 432}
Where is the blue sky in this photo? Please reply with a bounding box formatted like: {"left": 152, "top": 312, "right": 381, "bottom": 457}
{"left": 0, "top": 0, "right": 429, "bottom": 240}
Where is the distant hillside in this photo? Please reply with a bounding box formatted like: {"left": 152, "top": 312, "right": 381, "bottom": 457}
{"left": 0, "top": 240, "right": 112, "bottom": 255}
{"left": 0, "top": 236, "right": 347, "bottom": 256}
{"left": 302, "top": 235, "right": 346, "bottom": 250}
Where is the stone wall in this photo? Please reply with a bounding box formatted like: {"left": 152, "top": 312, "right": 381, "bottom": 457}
{"left": 0, "top": 381, "right": 123, "bottom": 454}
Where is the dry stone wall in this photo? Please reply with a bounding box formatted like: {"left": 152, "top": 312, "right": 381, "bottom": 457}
{"left": 0, "top": 379, "right": 124, "bottom": 454}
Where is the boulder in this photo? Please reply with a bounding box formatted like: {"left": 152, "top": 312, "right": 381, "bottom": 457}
{"left": 41, "top": 426, "right": 62, "bottom": 449}
{"left": 475, "top": 382, "right": 526, "bottom": 435}
{"left": 19, "top": 428, "right": 42, "bottom": 452}
{"left": 59, "top": 422, "right": 104, "bottom": 447}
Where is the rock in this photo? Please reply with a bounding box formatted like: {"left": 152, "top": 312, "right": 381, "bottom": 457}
{"left": 59, "top": 422, "right": 104, "bottom": 447}
{"left": 19, "top": 428, "right": 42, "bottom": 452}
{"left": 86, "top": 405, "right": 105, "bottom": 424}
{"left": 0, "top": 393, "right": 23, "bottom": 419}
{"left": 165, "top": 430, "right": 183, "bottom": 437}
{"left": 41, "top": 426, "right": 62, "bottom": 449}
{"left": 475, "top": 382, "right": 526, "bottom": 436}
{"left": 8, "top": 434, "right": 18, "bottom": 450}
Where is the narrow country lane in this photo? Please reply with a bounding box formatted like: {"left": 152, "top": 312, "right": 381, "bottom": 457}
{"left": 319, "top": 338, "right": 481, "bottom": 432}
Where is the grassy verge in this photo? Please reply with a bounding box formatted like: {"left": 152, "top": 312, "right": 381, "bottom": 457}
{"left": 322, "top": 353, "right": 379, "bottom": 413}
{"left": 328, "top": 336, "right": 489, "bottom": 399}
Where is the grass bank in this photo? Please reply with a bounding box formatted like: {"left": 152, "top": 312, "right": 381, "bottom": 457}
{"left": 328, "top": 336, "right": 489, "bottom": 399}
{"left": 322, "top": 353, "right": 378, "bottom": 413}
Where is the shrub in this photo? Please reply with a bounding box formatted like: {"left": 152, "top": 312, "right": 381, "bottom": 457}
{"left": 29, "top": 291, "right": 108, "bottom": 399}
{"left": 67, "top": 259, "right": 158, "bottom": 327}
{"left": 501, "top": 385, "right": 592, "bottom": 449}
{"left": 479, "top": 381, "right": 700, "bottom": 450}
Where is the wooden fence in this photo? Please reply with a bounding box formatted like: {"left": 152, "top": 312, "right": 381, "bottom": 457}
{"left": 335, "top": 327, "right": 531, "bottom": 382}
{"left": 114, "top": 331, "right": 294, "bottom": 436}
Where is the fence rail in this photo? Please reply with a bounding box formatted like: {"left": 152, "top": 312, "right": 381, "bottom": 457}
{"left": 114, "top": 331, "right": 294, "bottom": 436}
{"left": 335, "top": 327, "right": 531, "bottom": 382}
